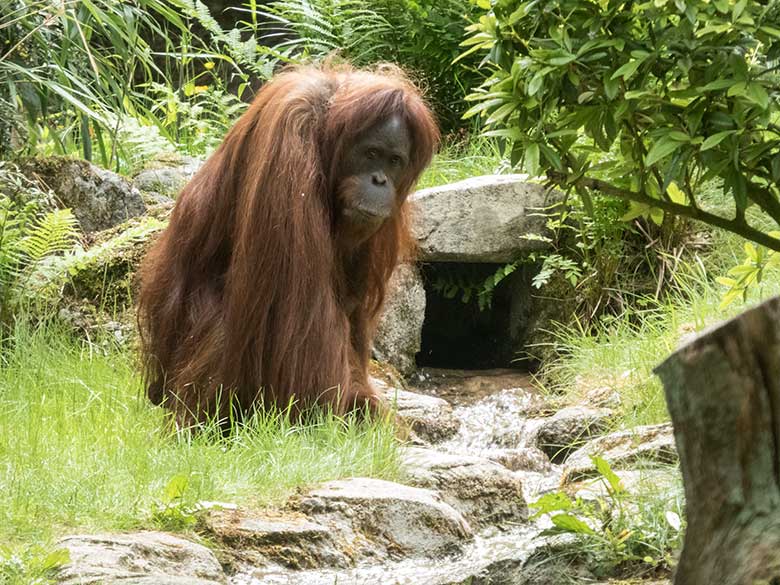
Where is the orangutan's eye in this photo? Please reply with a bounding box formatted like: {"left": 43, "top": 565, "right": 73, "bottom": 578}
{"left": 366, "top": 148, "right": 378, "bottom": 160}
{"left": 390, "top": 155, "right": 403, "bottom": 167}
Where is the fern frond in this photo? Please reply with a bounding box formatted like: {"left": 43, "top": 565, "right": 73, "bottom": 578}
{"left": 19, "top": 209, "right": 79, "bottom": 265}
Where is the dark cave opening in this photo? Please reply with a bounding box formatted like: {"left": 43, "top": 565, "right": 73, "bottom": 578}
{"left": 416, "top": 262, "right": 532, "bottom": 370}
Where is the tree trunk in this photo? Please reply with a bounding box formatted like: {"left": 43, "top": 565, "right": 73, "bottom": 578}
{"left": 655, "top": 296, "right": 780, "bottom": 585}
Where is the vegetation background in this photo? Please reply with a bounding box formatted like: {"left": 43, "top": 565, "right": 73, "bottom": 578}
{"left": 0, "top": 0, "right": 778, "bottom": 583}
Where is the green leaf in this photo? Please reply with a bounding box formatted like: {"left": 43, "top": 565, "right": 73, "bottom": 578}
{"left": 163, "top": 474, "right": 189, "bottom": 502}
{"left": 646, "top": 136, "right": 685, "bottom": 166}
{"left": 592, "top": 455, "right": 625, "bottom": 495}
{"left": 760, "top": 25, "right": 780, "bottom": 38}
{"left": 621, "top": 201, "right": 651, "bottom": 221}
{"left": 667, "top": 182, "right": 686, "bottom": 204}
{"left": 744, "top": 242, "right": 759, "bottom": 262}
{"left": 463, "top": 98, "right": 506, "bottom": 120}
{"left": 700, "top": 130, "right": 736, "bottom": 151}
{"left": 604, "top": 74, "right": 620, "bottom": 100}
{"left": 525, "top": 143, "right": 540, "bottom": 175}
{"left": 701, "top": 79, "right": 737, "bottom": 91}
{"left": 551, "top": 513, "right": 595, "bottom": 534}
{"left": 610, "top": 58, "right": 644, "bottom": 81}
{"left": 727, "top": 82, "right": 748, "bottom": 97}
{"left": 667, "top": 131, "right": 690, "bottom": 142}
{"left": 528, "top": 72, "right": 545, "bottom": 96}
{"left": 746, "top": 82, "right": 769, "bottom": 110}
{"left": 719, "top": 288, "right": 742, "bottom": 310}
{"left": 547, "top": 52, "right": 576, "bottom": 66}
{"left": 539, "top": 143, "right": 563, "bottom": 171}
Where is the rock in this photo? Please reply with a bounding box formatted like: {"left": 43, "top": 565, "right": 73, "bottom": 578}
{"left": 518, "top": 271, "right": 578, "bottom": 365}
{"left": 133, "top": 155, "right": 204, "bottom": 197}
{"left": 534, "top": 406, "right": 613, "bottom": 463}
{"left": 582, "top": 384, "right": 623, "bottom": 409}
{"left": 202, "top": 509, "right": 351, "bottom": 569}
{"left": 379, "top": 381, "right": 460, "bottom": 443}
{"left": 20, "top": 156, "right": 146, "bottom": 233}
{"left": 63, "top": 214, "right": 166, "bottom": 309}
{"left": 294, "top": 477, "right": 472, "bottom": 560}
{"left": 562, "top": 423, "right": 677, "bottom": 484}
{"left": 437, "top": 536, "right": 593, "bottom": 585}
{"left": 57, "top": 531, "right": 226, "bottom": 584}
{"left": 57, "top": 302, "right": 136, "bottom": 346}
{"left": 410, "top": 174, "right": 560, "bottom": 262}
{"left": 486, "top": 447, "right": 552, "bottom": 473}
{"left": 569, "top": 467, "right": 682, "bottom": 502}
{"left": 374, "top": 263, "right": 426, "bottom": 377}
{"left": 403, "top": 447, "right": 527, "bottom": 528}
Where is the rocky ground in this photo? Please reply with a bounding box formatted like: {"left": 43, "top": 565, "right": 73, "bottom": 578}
{"left": 57, "top": 369, "right": 679, "bottom": 585}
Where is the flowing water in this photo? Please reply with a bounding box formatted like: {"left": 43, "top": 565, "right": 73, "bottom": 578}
{"left": 231, "top": 368, "right": 560, "bottom": 585}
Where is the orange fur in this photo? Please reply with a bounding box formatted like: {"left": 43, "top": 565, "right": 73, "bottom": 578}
{"left": 137, "top": 64, "right": 438, "bottom": 425}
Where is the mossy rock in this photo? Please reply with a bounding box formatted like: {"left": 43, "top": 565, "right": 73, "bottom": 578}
{"left": 19, "top": 156, "right": 146, "bottom": 233}
{"left": 522, "top": 270, "right": 579, "bottom": 365}
{"left": 63, "top": 213, "right": 167, "bottom": 311}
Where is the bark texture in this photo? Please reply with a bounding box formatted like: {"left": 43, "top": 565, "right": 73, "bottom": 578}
{"left": 655, "top": 296, "right": 780, "bottom": 585}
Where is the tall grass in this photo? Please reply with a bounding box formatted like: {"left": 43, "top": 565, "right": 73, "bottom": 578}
{"left": 541, "top": 226, "right": 780, "bottom": 428}
{"left": 0, "top": 321, "right": 400, "bottom": 546}
{"left": 417, "top": 137, "right": 510, "bottom": 190}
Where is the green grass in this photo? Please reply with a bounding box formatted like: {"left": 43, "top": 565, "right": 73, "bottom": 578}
{"left": 417, "top": 136, "right": 510, "bottom": 190}
{"left": 542, "top": 226, "right": 780, "bottom": 428}
{"left": 0, "top": 322, "right": 400, "bottom": 547}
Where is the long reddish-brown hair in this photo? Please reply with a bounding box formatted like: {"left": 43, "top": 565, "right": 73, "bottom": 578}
{"left": 138, "top": 63, "right": 438, "bottom": 424}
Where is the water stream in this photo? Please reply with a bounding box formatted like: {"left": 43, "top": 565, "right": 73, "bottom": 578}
{"left": 231, "top": 368, "right": 560, "bottom": 585}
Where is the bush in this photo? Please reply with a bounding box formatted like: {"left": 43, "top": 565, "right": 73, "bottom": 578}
{"left": 461, "top": 0, "right": 780, "bottom": 249}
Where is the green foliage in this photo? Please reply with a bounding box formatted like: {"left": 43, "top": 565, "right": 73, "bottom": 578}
{"left": 150, "top": 474, "right": 199, "bottom": 531}
{"left": 255, "top": 0, "right": 484, "bottom": 130}
{"left": 417, "top": 136, "right": 510, "bottom": 189}
{"left": 2, "top": 1, "right": 184, "bottom": 165}
{"left": 54, "top": 216, "right": 165, "bottom": 311}
{"left": 530, "top": 456, "right": 684, "bottom": 577}
{"left": 716, "top": 237, "right": 780, "bottom": 308}
{"left": 0, "top": 163, "right": 79, "bottom": 325}
{"left": 0, "top": 545, "right": 69, "bottom": 585}
{"left": 430, "top": 262, "right": 518, "bottom": 311}
{"left": 462, "top": 0, "right": 780, "bottom": 250}
{"left": 258, "top": 0, "right": 395, "bottom": 61}
{"left": 0, "top": 1, "right": 275, "bottom": 170}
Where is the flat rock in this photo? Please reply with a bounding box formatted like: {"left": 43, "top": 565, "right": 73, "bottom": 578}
{"left": 410, "top": 174, "right": 560, "bottom": 262}
{"left": 202, "top": 509, "right": 351, "bottom": 569}
{"left": 486, "top": 447, "right": 552, "bottom": 473}
{"left": 562, "top": 423, "right": 677, "bottom": 484}
{"left": 57, "top": 531, "right": 225, "bottom": 584}
{"left": 20, "top": 156, "right": 146, "bottom": 233}
{"left": 403, "top": 447, "right": 527, "bottom": 528}
{"left": 379, "top": 381, "right": 460, "bottom": 443}
{"left": 133, "top": 156, "right": 204, "bottom": 197}
{"left": 569, "top": 467, "right": 682, "bottom": 502}
{"left": 294, "top": 477, "right": 472, "bottom": 561}
{"left": 533, "top": 406, "right": 613, "bottom": 463}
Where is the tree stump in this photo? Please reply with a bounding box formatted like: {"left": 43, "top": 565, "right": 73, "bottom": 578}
{"left": 655, "top": 296, "right": 780, "bottom": 585}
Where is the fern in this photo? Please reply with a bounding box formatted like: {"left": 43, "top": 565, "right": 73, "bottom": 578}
{"left": 260, "top": 0, "right": 394, "bottom": 63}
{"left": 20, "top": 209, "right": 79, "bottom": 266}
{"left": 0, "top": 163, "right": 80, "bottom": 325}
{"left": 177, "top": 0, "right": 283, "bottom": 78}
